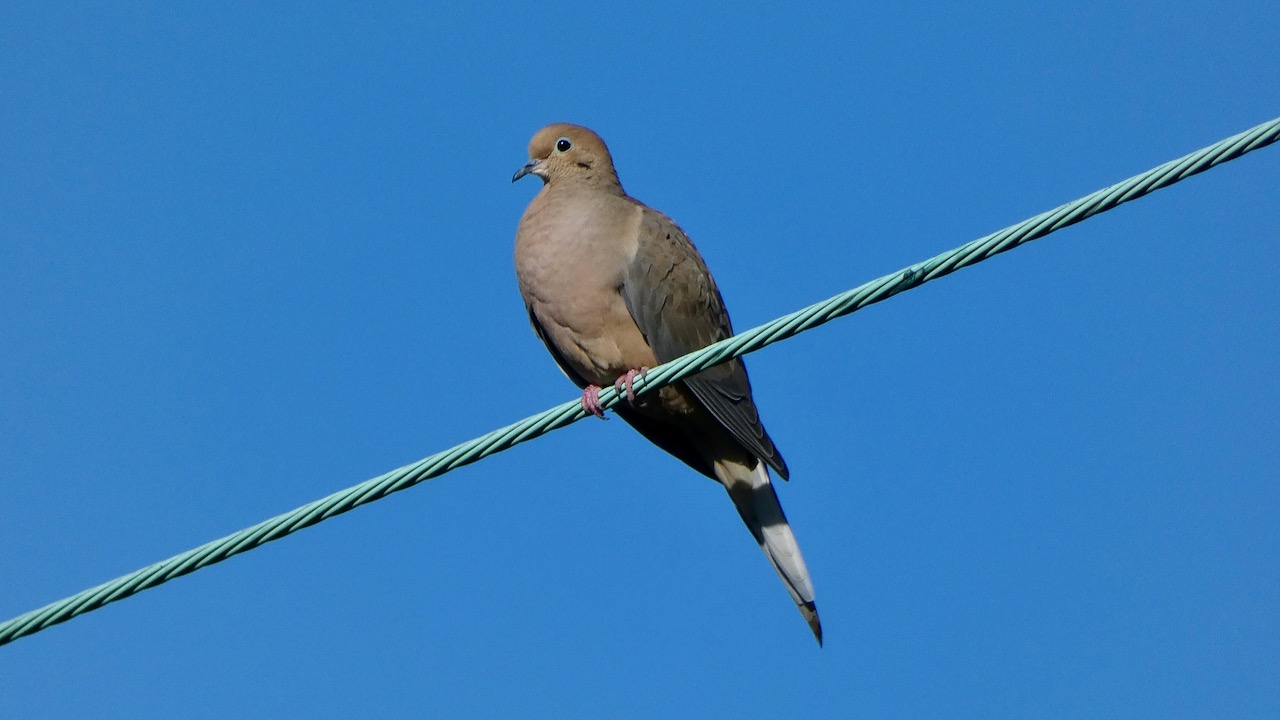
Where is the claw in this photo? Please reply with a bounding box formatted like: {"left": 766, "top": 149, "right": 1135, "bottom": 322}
{"left": 613, "top": 367, "right": 649, "bottom": 403}
{"left": 580, "top": 385, "right": 607, "bottom": 419}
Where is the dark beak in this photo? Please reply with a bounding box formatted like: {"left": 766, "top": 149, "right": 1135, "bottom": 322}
{"left": 512, "top": 159, "right": 540, "bottom": 183}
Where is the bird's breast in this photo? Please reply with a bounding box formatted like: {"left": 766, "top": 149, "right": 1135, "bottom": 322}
{"left": 515, "top": 195, "right": 656, "bottom": 386}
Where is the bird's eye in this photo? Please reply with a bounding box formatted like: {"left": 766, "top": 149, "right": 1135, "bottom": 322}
{"left": 555, "top": 138, "right": 572, "bottom": 152}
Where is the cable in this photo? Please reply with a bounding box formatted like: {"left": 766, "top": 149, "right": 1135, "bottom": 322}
{"left": 2, "top": 115, "right": 1277, "bottom": 648}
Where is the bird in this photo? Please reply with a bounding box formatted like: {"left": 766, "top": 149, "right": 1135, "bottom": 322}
{"left": 512, "top": 123, "right": 821, "bottom": 645}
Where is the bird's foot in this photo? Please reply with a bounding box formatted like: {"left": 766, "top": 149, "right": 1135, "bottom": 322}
{"left": 613, "top": 367, "right": 649, "bottom": 403}
{"left": 580, "top": 385, "right": 607, "bottom": 419}
{"left": 581, "top": 368, "right": 648, "bottom": 418}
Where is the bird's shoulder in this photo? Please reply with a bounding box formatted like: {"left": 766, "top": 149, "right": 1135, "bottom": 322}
{"left": 621, "top": 198, "right": 733, "bottom": 356}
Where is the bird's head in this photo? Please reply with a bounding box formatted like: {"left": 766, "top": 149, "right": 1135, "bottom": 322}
{"left": 513, "top": 123, "right": 621, "bottom": 190}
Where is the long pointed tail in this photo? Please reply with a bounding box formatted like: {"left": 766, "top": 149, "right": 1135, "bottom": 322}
{"left": 721, "top": 460, "right": 822, "bottom": 645}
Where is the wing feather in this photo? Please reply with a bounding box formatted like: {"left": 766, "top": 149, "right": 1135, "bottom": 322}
{"left": 619, "top": 207, "right": 789, "bottom": 479}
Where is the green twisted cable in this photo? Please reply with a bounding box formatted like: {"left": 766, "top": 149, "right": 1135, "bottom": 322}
{"left": 2, "top": 116, "right": 1277, "bottom": 648}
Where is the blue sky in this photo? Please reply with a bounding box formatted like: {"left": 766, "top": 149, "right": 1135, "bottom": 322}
{"left": 2, "top": 3, "right": 1277, "bottom": 717}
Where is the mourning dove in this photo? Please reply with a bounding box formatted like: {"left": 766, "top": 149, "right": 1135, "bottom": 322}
{"left": 513, "top": 123, "right": 821, "bottom": 645}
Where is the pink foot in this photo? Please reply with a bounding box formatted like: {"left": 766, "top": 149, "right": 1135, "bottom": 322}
{"left": 581, "top": 385, "right": 606, "bottom": 419}
{"left": 613, "top": 367, "right": 649, "bottom": 403}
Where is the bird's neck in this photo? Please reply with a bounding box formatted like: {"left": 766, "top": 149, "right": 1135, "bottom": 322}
{"left": 547, "top": 173, "right": 626, "bottom": 196}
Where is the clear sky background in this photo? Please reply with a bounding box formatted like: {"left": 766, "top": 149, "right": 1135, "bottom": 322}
{"left": 2, "top": 3, "right": 1277, "bottom": 718}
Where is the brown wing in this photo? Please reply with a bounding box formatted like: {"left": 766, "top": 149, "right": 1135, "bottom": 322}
{"left": 618, "top": 205, "right": 789, "bottom": 479}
